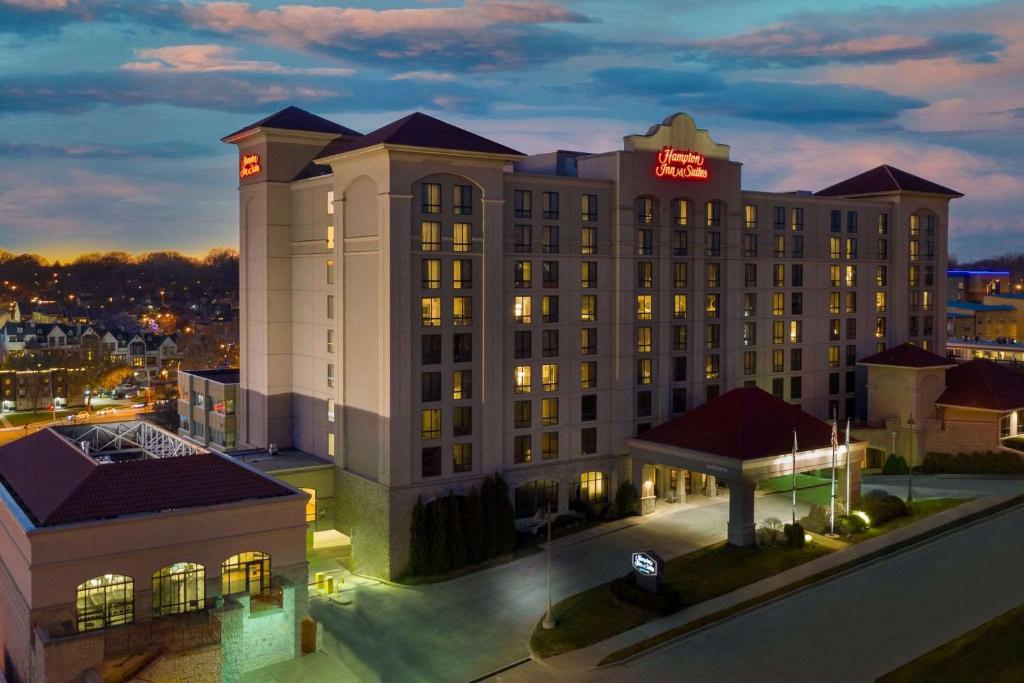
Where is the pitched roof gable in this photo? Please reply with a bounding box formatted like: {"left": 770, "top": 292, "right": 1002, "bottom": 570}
{"left": 938, "top": 359, "right": 1024, "bottom": 411}
{"left": 859, "top": 342, "right": 953, "bottom": 369}
{"left": 816, "top": 164, "right": 962, "bottom": 198}
{"left": 222, "top": 105, "right": 361, "bottom": 142}
{"left": 316, "top": 112, "right": 524, "bottom": 159}
{"left": 634, "top": 387, "right": 841, "bottom": 460}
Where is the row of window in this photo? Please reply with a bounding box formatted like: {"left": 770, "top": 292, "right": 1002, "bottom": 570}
{"left": 513, "top": 190, "right": 598, "bottom": 221}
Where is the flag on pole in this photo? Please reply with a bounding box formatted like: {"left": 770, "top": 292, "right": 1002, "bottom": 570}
{"left": 829, "top": 414, "right": 838, "bottom": 535}
{"left": 791, "top": 429, "right": 798, "bottom": 525}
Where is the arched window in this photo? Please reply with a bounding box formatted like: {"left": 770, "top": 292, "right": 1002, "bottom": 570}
{"left": 635, "top": 196, "right": 656, "bottom": 225}
{"left": 514, "top": 480, "right": 558, "bottom": 518}
{"left": 576, "top": 471, "right": 607, "bottom": 503}
{"left": 76, "top": 574, "right": 134, "bottom": 632}
{"left": 152, "top": 563, "right": 205, "bottom": 617}
{"left": 222, "top": 552, "right": 271, "bottom": 596}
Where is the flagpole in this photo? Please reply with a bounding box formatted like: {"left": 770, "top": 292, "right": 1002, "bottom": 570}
{"left": 845, "top": 419, "right": 851, "bottom": 512}
{"left": 829, "top": 413, "right": 837, "bottom": 536}
{"left": 791, "top": 429, "right": 798, "bottom": 525}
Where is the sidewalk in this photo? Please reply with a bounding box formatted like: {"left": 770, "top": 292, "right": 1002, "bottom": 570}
{"left": 532, "top": 493, "right": 1021, "bottom": 674}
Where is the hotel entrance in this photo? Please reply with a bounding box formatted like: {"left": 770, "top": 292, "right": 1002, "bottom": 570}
{"left": 640, "top": 464, "right": 724, "bottom": 507}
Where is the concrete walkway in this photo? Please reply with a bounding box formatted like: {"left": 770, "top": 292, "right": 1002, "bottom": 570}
{"left": 497, "top": 492, "right": 1023, "bottom": 681}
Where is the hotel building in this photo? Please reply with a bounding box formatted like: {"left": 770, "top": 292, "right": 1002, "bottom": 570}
{"left": 222, "top": 107, "right": 960, "bottom": 578}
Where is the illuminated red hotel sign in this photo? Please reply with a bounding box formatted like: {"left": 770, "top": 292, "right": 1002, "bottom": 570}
{"left": 239, "top": 153, "right": 262, "bottom": 179}
{"left": 654, "top": 146, "right": 709, "bottom": 181}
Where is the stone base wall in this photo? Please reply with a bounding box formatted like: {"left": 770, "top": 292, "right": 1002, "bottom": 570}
{"left": 139, "top": 645, "right": 221, "bottom": 683}
{"left": 214, "top": 575, "right": 299, "bottom": 683}
{"left": 925, "top": 420, "right": 1001, "bottom": 456}
{"left": 32, "top": 627, "right": 105, "bottom": 683}
{"left": 333, "top": 470, "right": 391, "bottom": 579}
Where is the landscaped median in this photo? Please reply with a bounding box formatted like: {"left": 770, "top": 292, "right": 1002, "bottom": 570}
{"left": 530, "top": 494, "right": 999, "bottom": 667}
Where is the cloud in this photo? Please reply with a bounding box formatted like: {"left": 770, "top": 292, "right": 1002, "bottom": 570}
{"left": 122, "top": 44, "right": 354, "bottom": 76}
{"left": 0, "top": 141, "right": 215, "bottom": 159}
{"left": 391, "top": 71, "right": 456, "bottom": 82}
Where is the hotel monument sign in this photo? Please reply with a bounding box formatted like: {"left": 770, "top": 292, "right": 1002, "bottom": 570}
{"left": 654, "top": 146, "right": 709, "bottom": 181}
{"left": 631, "top": 549, "right": 664, "bottom": 594}
{"left": 239, "top": 153, "right": 262, "bottom": 179}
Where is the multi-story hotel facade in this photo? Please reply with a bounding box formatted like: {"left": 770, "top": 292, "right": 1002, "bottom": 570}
{"left": 223, "top": 107, "right": 960, "bottom": 578}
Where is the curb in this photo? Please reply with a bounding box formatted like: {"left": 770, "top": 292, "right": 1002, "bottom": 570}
{"left": 598, "top": 493, "right": 1024, "bottom": 667}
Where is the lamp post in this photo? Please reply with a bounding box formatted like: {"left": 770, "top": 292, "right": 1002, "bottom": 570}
{"left": 542, "top": 502, "right": 556, "bottom": 630}
{"left": 906, "top": 415, "right": 915, "bottom": 505}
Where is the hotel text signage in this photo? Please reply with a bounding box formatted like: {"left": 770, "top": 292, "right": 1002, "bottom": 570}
{"left": 239, "top": 153, "right": 262, "bottom": 179}
{"left": 631, "top": 549, "right": 664, "bottom": 594}
{"left": 654, "top": 146, "right": 709, "bottom": 181}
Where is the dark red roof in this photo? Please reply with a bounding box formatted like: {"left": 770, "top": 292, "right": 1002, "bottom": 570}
{"left": 858, "top": 343, "right": 953, "bottom": 369}
{"left": 0, "top": 431, "right": 294, "bottom": 527}
{"left": 221, "top": 105, "right": 361, "bottom": 142}
{"left": 938, "top": 359, "right": 1024, "bottom": 411}
{"left": 634, "top": 387, "right": 841, "bottom": 460}
{"left": 316, "top": 112, "right": 523, "bottom": 159}
{"left": 816, "top": 164, "right": 962, "bottom": 198}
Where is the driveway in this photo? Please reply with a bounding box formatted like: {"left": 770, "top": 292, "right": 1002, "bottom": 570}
{"left": 498, "top": 501, "right": 1024, "bottom": 682}
{"left": 310, "top": 493, "right": 810, "bottom": 683}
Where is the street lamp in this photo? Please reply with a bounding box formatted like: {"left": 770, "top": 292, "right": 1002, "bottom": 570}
{"left": 542, "top": 502, "right": 556, "bottom": 630}
{"left": 906, "top": 415, "right": 915, "bottom": 506}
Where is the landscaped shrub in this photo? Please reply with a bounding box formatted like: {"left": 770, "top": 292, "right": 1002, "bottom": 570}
{"left": 783, "top": 522, "right": 805, "bottom": 548}
{"left": 922, "top": 451, "right": 1024, "bottom": 475}
{"left": 612, "top": 481, "right": 640, "bottom": 518}
{"left": 756, "top": 516, "right": 784, "bottom": 546}
{"left": 882, "top": 454, "right": 910, "bottom": 474}
{"left": 857, "top": 489, "right": 907, "bottom": 526}
{"left": 837, "top": 513, "right": 867, "bottom": 536}
{"left": 800, "top": 503, "right": 831, "bottom": 534}
{"left": 609, "top": 573, "right": 683, "bottom": 616}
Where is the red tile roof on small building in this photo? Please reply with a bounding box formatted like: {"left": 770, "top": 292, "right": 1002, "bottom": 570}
{"left": 0, "top": 430, "right": 295, "bottom": 527}
{"left": 937, "top": 359, "right": 1024, "bottom": 411}
{"left": 634, "top": 387, "right": 845, "bottom": 460}
{"left": 221, "top": 105, "right": 361, "bottom": 142}
{"left": 816, "top": 164, "right": 963, "bottom": 197}
{"left": 316, "top": 112, "right": 524, "bottom": 159}
{"left": 858, "top": 343, "right": 953, "bottom": 369}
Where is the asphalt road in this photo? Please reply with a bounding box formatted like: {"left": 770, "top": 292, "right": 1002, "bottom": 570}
{"left": 503, "top": 501, "right": 1024, "bottom": 683}
{"left": 0, "top": 405, "right": 151, "bottom": 445}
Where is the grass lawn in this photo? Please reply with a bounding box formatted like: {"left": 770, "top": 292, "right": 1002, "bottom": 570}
{"left": 1, "top": 409, "right": 75, "bottom": 427}
{"left": 878, "top": 602, "right": 1024, "bottom": 683}
{"left": 854, "top": 498, "right": 969, "bottom": 543}
{"left": 760, "top": 473, "right": 835, "bottom": 505}
{"left": 530, "top": 541, "right": 832, "bottom": 659}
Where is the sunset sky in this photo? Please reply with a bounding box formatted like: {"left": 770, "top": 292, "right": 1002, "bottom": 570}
{"left": 0, "top": 0, "right": 1021, "bottom": 262}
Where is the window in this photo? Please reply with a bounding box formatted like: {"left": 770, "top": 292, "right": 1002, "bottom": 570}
{"left": 909, "top": 265, "right": 920, "bottom": 288}
{"left": 421, "top": 409, "right": 441, "bottom": 439}
{"left": 577, "top": 471, "right": 605, "bottom": 501}
{"left": 673, "top": 356, "right": 687, "bottom": 381}
{"left": 453, "top": 184, "right": 473, "bottom": 215}
{"left": 845, "top": 292, "right": 857, "bottom": 314}
{"left": 422, "top": 335, "right": 441, "bottom": 364}
{"left": 741, "top": 233, "right": 757, "bottom": 258}
{"left": 772, "top": 292, "right": 785, "bottom": 316}
{"left": 790, "top": 207, "right": 804, "bottom": 231}
{"left": 789, "top": 320, "right": 802, "bottom": 343}
{"left": 515, "top": 329, "right": 533, "bottom": 358}
{"left": 453, "top": 369, "right": 472, "bottom": 400}
{"left": 514, "top": 296, "right": 532, "bottom": 324}
{"left": 774, "top": 264, "right": 785, "bottom": 288}
{"left": 421, "top": 297, "right": 441, "bottom": 326}
{"left": 514, "top": 260, "right": 532, "bottom": 289}
{"left": 791, "top": 348, "right": 803, "bottom": 371}
{"left": 453, "top": 223, "right": 471, "bottom": 252}
{"left": 774, "top": 234, "right": 785, "bottom": 258}
{"left": 326, "top": 223, "right": 335, "bottom": 249}
{"left": 673, "top": 198, "right": 689, "bottom": 225}
{"left": 580, "top": 328, "right": 596, "bottom": 355}
{"left": 846, "top": 238, "right": 858, "bottom": 259}
{"left": 670, "top": 293, "right": 686, "bottom": 319}
{"left": 327, "top": 398, "right": 335, "bottom": 422}
{"left": 542, "top": 295, "right": 559, "bottom": 323}
{"left": 705, "top": 293, "right": 719, "bottom": 319}
{"left": 791, "top": 264, "right": 803, "bottom": 287}
{"left": 877, "top": 265, "right": 888, "bottom": 287}
{"left": 579, "top": 394, "right": 597, "bottom": 424}
{"left": 830, "top": 319, "right": 841, "bottom": 340}
{"left": 515, "top": 479, "right": 558, "bottom": 518}
{"left": 581, "top": 261, "right": 597, "bottom": 288}
{"left": 707, "top": 323, "right": 721, "bottom": 349}
{"left": 830, "top": 210, "right": 842, "bottom": 233}
{"left": 453, "top": 443, "right": 472, "bottom": 473}
{"left": 637, "top": 228, "right": 653, "bottom": 256}
{"left": 152, "top": 563, "right": 205, "bottom": 617}
{"left": 302, "top": 488, "right": 317, "bottom": 522}
{"left": 773, "top": 321, "right": 785, "bottom": 345}
{"left": 326, "top": 328, "right": 335, "bottom": 354}
{"left": 745, "top": 292, "right": 757, "bottom": 317}
{"left": 705, "top": 353, "right": 720, "bottom": 380}
{"left": 705, "top": 200, "right": 722, "bottom": 227}
{"left": 790, "top": 376, "right": 802, "bottom": 400}
{"left": 846, "top": 345, "right": 857, "bottom": 367}
{"left": 542, "top": 329, "right": 559, "bottom": 357}
{"left": 421, "top": 221, "right": 441, "bottom": 251}
{"left": 453, "top": 259, "right": 472, "bottom": 289}
{"left": 581, "top": 226, "right": 596, "bottom": 254}
{"left": 706, "top": 262, "right": 721, "bottom": 288}
{"left": 327, "top": 190, "right": 335, "bottom": 215}
{"left": 743, "top": 321, "right": 756, "bottom": 346}
{"left": 77, "top": 575, "right": 134, "bottom": 632}
{"left": 791, "top": 292, "right": 803, "bottom": 315}
{"left": 542, "top": 191, "right": 559, "bottom": 219}
{"left": 636, "top": 294, "right": 653, "bottom": 320}
{"left": 744, "top": 204, "right": 757, "bottom": 228}
{"left": 847, "top": 211, "right": 858, "bottom": 233}
{"left": 829, "top": 292, "right": 841, "bottom": 315}
{"left": 673, "top": 230, "right": 688, "bottom": 256}
{"left": 542, "top": 225, "right": 559, "bottom": 254}
{"left": 422, "top": 372, "right": 441, "bottom": 402}
{"left": 326, "top": 294, "right": 335, "bottom": 320}
{"left": 636, "top": 326, "right": 652, "bottom": 353}
{"left": 422, "top": 446, "right": 441, "bottom": 477}
{"left": 877, "top": 213, "right": 888, "bottom": 235}
{"left": 326, "top": 363, "right": 335, "bottom": 388}
{"left": 637, "top": 261, "right": 653, "bottom": 288}
{"left": 673, "top": 325, "right": 688, "bottom": 351}
{"left": 744, "top": 263, "right": 757, "bottom": 287}
{"left": 514, "top": 224, "right": 532, "bottom": 252}
{"left": 744, "top": 351, "right": 756, "bottom": 375}
{"left": 773, "top": 348, "right": 784, "bottom": 372}
{"left": 542, "top": 363, "right": 559, "bottom": 391}
{"left": 221, "top": 552, "right": 270, "bottom": 597}
{"left": 581, "top": 295, "right": 597, "bottom": 321}
{"left": 637, "top": 196, "right": 654, "bottom": 224}
{"left": 637, "top": 358, "right": 652, "bottom": 384}
{"left": 705, "top": 232, "right": 721, "bottom": 257}
{"left": 422, "top": 259, "right": 441, "bottom": 289}
{"left": 326, "top": 259, "right": 335, "bottom": 284}
{"left": 514, "top": 189, "right": 532, "bottom": 218}
{"left": 453, "top": 406, "right": 472, "bottom": 436}
{"left": 876, "top": 316, "right": 887, "bottom": 338}
{"left": 514, "top": 435, "right": 532, "bottom": 464}
{"left": 514, "top": 365, "right": 532, "bottom": 393}
{"left": 453, "top": 333, "right": 472, "bottom": 362}
{"left": 422, "top": 182, "right": 441, "bottom": 213}
{"left": 791, "top": 235, "right": 804, "bottom": 258}
{"left": 772, "top": 378, "right": 784, "bottom": 398}
{"left": 828, "top": 345, "right": 840, "bottom": 368}
{"left": 581, "top": 193, "right": 598, "bottom": 221}
{"left": 674, "top": 262, "right": 688, "bottom": 289}
{"left": 514, "top": 400, "right": 531, "bottom": 428}
{"left": 672, "top": 387, "right": 687, "bottom": 413}
{"left": 581, "top": 361, "right": 596, "bottom": 389}
{"left": 541, "top": 397, "right": 558, "bottom": 426}
{"left": 542, "top": 261, "right": 559, "bottom": 288}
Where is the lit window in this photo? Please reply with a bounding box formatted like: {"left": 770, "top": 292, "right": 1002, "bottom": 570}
{"left": 581, "top": 227, "right": 596, "bottom": 254}
{"left": 453, "top": 370, "right": 472, "bottom": 400}
{"left": 581, "top": 295, "right": 597, "bottom": 322}
{"left": 673, "top": 198, "right": 689, "bottom": 225}
{"left": 327, "top": 190, "right": 335, "bottom": 215}
{"left": 421, "top": 409, "right": 441, "bottom": 440}
{"left": 453, "top": 185, "right": 473, "bottom": 215}
{"left": 326, "top": 259, "right": 335, "bottom": 285}
{"left": 636, "top": 326, "right": 652, "bottom": 353}
{"left": 421, "top": 297, "right": 441, "bottom": 327}
{"left": 422, "top": 183, "right": 441, "bottom": 213}
{"left": 542, "top": 364, "right": 558, "bottom": 392}
{"left": 514, "top": 365, "right": 532, "bottom": 393}
{"left": 327, "top": 363, "right": 335, "bottom": 388}
{"left": 453, "top": 259, "right": 472, "bottom": 289}
{"left": 744, "top": 204, "right": 757, "bottom": 229}
{"left": 789, "top": 320, "right": 802, "bottom": 343}
{"left": 421, "top": 221, "right": 441, "bottom": 251}
{"left": 453, "top": 443, "right": 472, "bottom": 473}
{"left": 453, "top": 296, "right": 472, "bottom": 326}
{"left": 152, "top": 563, "right": 205, "bottom": 617}
{"left": 327, "top": 398, "right": 335, "bottom": 423}
{"left": 515, "top": 260, "right": 532, "bottom": 288}
{"left": 636, "top": 294, "right": 653, "bottom": 320}
{"left": 327, "top": 432, "right": 335, "bottom": 457}
{"left": 637, "top": 358, "right": 652, "bottom": 385}
{"left": 327, "top": 328, "right": 335, "bottom": 354}
{"left": 541, "top": 432, "right": 559, "bottom": 460}
{"left": 422, "top": 259, "right": 441, "bottom": 289}
{"left": 326, "top": 224, "right": 335, "bottom": 250}
{"left": 514, "top": 296, "right": 532, "bottom": 324}
{"left": 453, "top": 222, "right": 471, "bottom": 252}
{"left": 705, "top": 293, "right": 719, "bottom": 319}
{"left": 76, "top": 575, "right": 134, "bottom": 632}
{"left": 581, "top": 361, "right": 596, "bottom": 389}
{"left": 541, "top": 397, "right": 559, "bottom": 426}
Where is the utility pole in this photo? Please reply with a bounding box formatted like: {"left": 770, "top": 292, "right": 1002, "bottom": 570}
{"left": 542, "top": 502, "right": 556, "bottom": 630}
